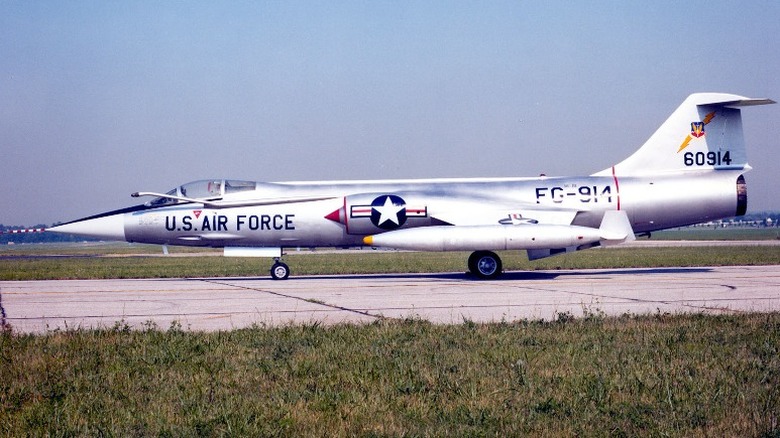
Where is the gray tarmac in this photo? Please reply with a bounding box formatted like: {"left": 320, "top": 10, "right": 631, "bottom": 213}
{"left": 2, "top": 265, "right": 779, "bottom": 333}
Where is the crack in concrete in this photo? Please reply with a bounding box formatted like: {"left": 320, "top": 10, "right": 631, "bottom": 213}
{"left": 197, "top": 279, "right": 387, "bottom": 321}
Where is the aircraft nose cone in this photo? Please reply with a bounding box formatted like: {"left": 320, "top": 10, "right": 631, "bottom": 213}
{"left": 48, "top": 213, "right": 126, "bottom": 241}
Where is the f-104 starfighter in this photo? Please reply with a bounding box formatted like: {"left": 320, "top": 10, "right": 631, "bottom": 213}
{"left": 49, "top": 93, "right": 774, "bottom": 279}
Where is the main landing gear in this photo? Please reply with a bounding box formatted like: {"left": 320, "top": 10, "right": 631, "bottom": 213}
{"left": 270, "top": 258, "right": 290, "bottom": 280}
{"left": 468, "top": 251, "right": 502, "bottom": 279}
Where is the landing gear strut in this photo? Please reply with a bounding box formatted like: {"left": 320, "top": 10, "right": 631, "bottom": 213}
{"left": 270, "top": 258, "right": 290, "bottom": 280}
{"left": 468, "top": 251, "right": 502, "bottom": 279}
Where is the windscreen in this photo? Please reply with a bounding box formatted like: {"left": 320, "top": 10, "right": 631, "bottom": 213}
{"left": 149, "top": 188, "right": 178, "bottom": 206}
{"left": 149, "top": 179, "right": 256, "bottom": 206}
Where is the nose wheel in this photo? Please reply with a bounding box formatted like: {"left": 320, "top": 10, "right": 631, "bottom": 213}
{"left": 270, "top": 259, "right": 290, "bottom": 280}
{"left": 468, "top": 251, "right": 502, "bottom": 279}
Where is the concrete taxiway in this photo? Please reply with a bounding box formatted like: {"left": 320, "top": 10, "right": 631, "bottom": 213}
{"left": 2, "top": 265, "right": 779, "bottom": 333}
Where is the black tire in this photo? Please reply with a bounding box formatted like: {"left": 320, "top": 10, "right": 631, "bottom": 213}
{"left": 270, "top": 262, "right": 290, "bottom": 280}
{"left": 467, "top": 252, "right": 480, "bottom": 274}
{"left": 468, "top": 251, "right": 502, "bottom": 279}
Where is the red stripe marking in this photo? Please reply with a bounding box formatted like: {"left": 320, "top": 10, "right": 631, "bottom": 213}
{"left": 611, "top": 166, "right": 621, "bottom": 211}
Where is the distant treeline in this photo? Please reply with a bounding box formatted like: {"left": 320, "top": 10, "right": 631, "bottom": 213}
{"left": 700, "top": 211, "right": 779, "bottom": 227}
{"left": 0, "top": 224, "right": 98, "bottom": 245}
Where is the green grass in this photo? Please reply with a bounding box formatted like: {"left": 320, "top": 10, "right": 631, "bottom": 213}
{"left": 1, "top": 245, "right": 779, "bottom": 280}
{"left": 0, "top": 241, "right": 209, "bottom": 255}
{"left": 2, "top": 242, "right": 779, "bottom": 435}
{"left": 1, "top": 313, "right": 778, "bottom": 436}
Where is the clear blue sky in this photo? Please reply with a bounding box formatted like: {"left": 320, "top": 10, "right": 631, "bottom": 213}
{"left": 1, "top": 1, "right": 778, "bottom": 225}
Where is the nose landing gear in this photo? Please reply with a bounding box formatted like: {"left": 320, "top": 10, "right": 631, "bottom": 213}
{"left": 270, "top": 258, "right": 290, "bottom": 280}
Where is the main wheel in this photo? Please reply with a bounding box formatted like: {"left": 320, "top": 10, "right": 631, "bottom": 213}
{"left": 270, "top": 262, "right": 290, "bottom": 280}
{"left": 467, "top": 252, "right": 480, "bottom": 274}
{"left": 468, "top": 251, "right": 502, "bottom": 279}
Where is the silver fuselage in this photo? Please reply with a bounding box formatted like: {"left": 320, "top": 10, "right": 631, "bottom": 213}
{"left": 111, "top": 170, "right": 742, "bottom": 249}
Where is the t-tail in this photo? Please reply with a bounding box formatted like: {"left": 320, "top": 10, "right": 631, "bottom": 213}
{"left": 594, "top": 93, "right": 774, "bottom": 177}
{"left": 592, "top": 93, "right": 774, "bottom": 229}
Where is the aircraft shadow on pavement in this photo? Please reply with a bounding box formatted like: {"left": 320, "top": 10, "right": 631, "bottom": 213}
{"left": 212, "top": 267, "right": 713, "bottom": 282}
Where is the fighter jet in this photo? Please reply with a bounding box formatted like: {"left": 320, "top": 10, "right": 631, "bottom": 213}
{"left": 49, "top": 93, "right": 773, "bottom": 279}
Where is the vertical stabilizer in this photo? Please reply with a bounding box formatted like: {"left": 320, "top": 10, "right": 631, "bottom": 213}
{"left": 593, "top": 93, "right": 774, "bottom": 177}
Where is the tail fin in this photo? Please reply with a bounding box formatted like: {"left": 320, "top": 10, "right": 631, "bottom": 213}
{"left": 594, "top": 93, "right": 774, "bottom": 177}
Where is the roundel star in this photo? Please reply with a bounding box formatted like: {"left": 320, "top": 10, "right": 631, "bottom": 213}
{"left": 372, "top": 195, "right": 406, "bottom": 229}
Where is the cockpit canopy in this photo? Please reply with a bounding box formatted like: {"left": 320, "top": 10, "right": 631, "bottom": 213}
{"left": 149, "top": 179, "right": 257, "bottom": 206}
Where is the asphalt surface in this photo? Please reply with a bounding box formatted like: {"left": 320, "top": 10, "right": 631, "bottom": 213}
{"left": 2, "top": 265, "right": 779, "bottom": 333}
